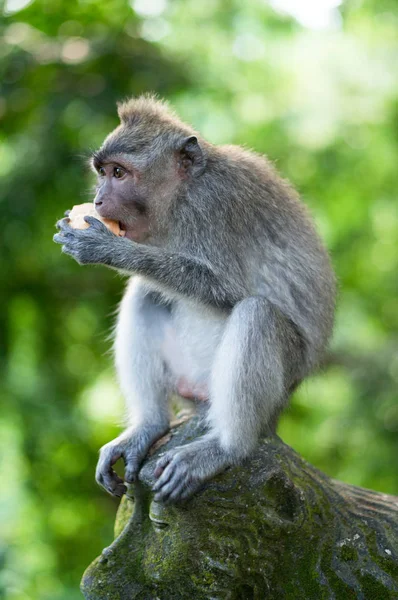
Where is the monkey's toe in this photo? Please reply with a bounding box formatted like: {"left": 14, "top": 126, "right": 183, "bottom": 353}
{"left": 153, "top": 450, "right": 202, "bottom": 503}
{"left": 96, "top": 444, "right": 128, "bottom": 497}
{"left": 124, "top": 463, "right": 139, "bottom": 483}
{"left": 96, "top": 469, "right": 127, "bottom": 497}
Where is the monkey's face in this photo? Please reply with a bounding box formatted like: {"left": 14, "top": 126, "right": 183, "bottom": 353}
{"left": 90, "top": 118, "right": 206, "bottom": 242}
{"left": 90, "top": 144, "right": 181, "bottom": 243}
{"left": 91, "top": 157, "right": 150, "bottom": 242}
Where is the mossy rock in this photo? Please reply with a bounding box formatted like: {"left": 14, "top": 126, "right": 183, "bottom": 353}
{"left": 81, "top": 416, "right": 398, "bottom": 599}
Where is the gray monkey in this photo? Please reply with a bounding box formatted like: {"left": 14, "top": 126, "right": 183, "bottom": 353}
{"left": 54, "top": 95, "right": 336, "bottom": 503}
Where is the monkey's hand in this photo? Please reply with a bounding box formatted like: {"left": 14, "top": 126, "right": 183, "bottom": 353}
{"left": 53, "top": 216, "right": 118, "bottom": 266}
{"left": 153, "top": 436, "right": 230, "bottom": 503}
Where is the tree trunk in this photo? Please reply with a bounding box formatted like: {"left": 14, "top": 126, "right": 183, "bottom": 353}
{"left": 81, "top": 416, "right": 398, "bottom": 600}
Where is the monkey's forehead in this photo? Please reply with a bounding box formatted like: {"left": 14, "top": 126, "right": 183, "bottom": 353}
{"left": 99, "top": 126, "right": 151, "bottom": 156}
{"left": 92, "top": 125, "right": 186, "bottom": 168}
{"left": 90, "top": 129, "right": 151, "bottom": 170}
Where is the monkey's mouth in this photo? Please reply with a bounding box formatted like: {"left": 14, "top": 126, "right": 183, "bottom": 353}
{"left": 118, "top": 221, "right": 135, "bottom": 241}
{"left": 117, "top": 213, "right": 149, "bottom": 243}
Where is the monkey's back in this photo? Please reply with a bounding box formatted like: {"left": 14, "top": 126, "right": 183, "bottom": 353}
{"left": 194, "top": 144, "right": 336, "bottom": 370}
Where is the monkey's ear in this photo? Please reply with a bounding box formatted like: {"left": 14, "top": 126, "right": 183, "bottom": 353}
{"left": 179, "top": 135, "right": 206, "bottom": 177}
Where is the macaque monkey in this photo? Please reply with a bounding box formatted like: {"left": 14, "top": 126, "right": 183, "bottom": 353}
{"left": 54, "top": 95, "right": 336, "bottom": 503}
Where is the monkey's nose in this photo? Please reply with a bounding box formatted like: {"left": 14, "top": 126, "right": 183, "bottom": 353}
{"left": 95, "top": 201, "right": 103, "bottom": 207}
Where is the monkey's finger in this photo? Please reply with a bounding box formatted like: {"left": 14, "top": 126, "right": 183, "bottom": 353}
{"left": 96, "top": 448, "right": 122, "bottom": 474}
{"left": 96, "top": 461, "right": 127, "bottom": 497}
{"left": 56, "top": 217, "right": 72, "bottom": 231}
{"left": 154, "top": 474, "right": 188, "bottom": 504}
{"left": 153, "top": 452, "right": 174, "bottom": 478}
{"left": 124, "top": 463, "right": 139, "bottom": 484}
{"left": 64, "top": 209, "right": 71, "bottom": 217}
{"left": 165, "top": 482, "right": 194, "bottom": 504}
{"left": 53, "top": 233, "right": 63, "bottom": 244}
{"left": 84, "top": 216, "right": 108, "bottom": 232}
{"left": 53, "top": 233, "right": 71, "bottom": 244}
{"left": 108, "top": 473, "right": 127, "bottom": 498}
{"left": 153, "top": 457, "right": 170, "bottom": 480}
{"left": 53, "top": 232, "right": 75, "bottom": 244}
{"left": 153, "top": 460, "right": 178, "bottom": 491}
{"left": 101, "top": 471, "right": 127, "bottom": 497}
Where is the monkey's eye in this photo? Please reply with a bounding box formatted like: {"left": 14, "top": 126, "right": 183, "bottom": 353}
{"left": 98, "top": 166, "right": 106, "bottom": 176}
{"left": 113, "top": 166, "right": 125, "bottom": 179}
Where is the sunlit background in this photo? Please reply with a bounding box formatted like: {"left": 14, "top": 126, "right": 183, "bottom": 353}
{"left": 1, "top": 0, "right": 397, "bottom": 598}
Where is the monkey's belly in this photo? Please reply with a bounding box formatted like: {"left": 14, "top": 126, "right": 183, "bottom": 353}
{"left": 161, "top": 301, "right": 227, "bottom": 401}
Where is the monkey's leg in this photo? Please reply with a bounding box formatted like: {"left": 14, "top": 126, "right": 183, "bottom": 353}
{"left": 96, "top": 279, "right": 171, "bottom": 497}
{"left": 153, "top": 296, "right": 303, "bottom": 503}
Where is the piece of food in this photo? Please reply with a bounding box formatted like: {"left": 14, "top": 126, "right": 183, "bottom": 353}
{"left": 68, "top": 203, "right": 125, "bottom": 237}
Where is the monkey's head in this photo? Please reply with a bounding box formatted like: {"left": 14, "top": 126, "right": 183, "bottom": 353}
{"left": 90, "top": 95, "right": 207, "bottom": 242}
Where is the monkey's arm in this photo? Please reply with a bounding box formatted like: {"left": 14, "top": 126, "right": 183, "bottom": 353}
{"left": 54, "top": 217, "right": 245, "bottom": 308}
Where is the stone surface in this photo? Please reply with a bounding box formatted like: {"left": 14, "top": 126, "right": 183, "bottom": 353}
{"left": 81, "top": 417, "right": 398, "bottom": 599}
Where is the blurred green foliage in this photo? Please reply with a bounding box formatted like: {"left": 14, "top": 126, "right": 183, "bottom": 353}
{"left": 0, "top": 0, "right": 397, "bottom": 598}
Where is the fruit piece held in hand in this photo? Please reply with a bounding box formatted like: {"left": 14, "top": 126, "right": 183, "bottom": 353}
{"left": 68, "top": 203, "right": 125, "bottom": 237}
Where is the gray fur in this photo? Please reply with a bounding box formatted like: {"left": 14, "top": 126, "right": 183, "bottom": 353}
{"left": 54, "top": 95, "right": 336, "bottom": 502}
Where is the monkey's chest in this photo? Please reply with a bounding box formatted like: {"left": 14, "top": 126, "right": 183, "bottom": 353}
{"left": 161, "top": 302, "right": 227, "bottom": 397}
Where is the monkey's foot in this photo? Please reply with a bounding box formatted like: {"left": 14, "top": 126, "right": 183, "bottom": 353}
{"left": 152, "top": 436, "right": 230, "bottom": 503}
{"left": 96, "top": 424, "right": 168, "bottom": 497}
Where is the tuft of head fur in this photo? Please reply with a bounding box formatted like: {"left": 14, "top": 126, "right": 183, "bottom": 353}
{"left": 105, "top": 94, "right": 197, "bottom": 157}
{"left": 118, "top": 93, "right": 171, "bottom": 121}
{"left": 117, "top": 93, "right": 191, "bottom": 135}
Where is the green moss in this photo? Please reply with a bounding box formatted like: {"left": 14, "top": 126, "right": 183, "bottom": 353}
{"left": 114, "top": 495, "right": 134, "bottom": 538}
{"left": 365, "top": 530, "right": 398, "bottom": 581}
{"left": 358, "top": 572, "right": 395, "bottom": 600}
{"left": 340, "top": 544, "right": 358, "bottom": 562}
{"left": 320, "top": 540, "right": 358, "bottom": 598}
{"left": 190, "top": 571, "right": 217, "bottom": 587}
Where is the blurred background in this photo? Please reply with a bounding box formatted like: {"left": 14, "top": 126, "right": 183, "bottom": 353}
{"left": 0, "top": 0, "right": 397, "bottom": 597}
